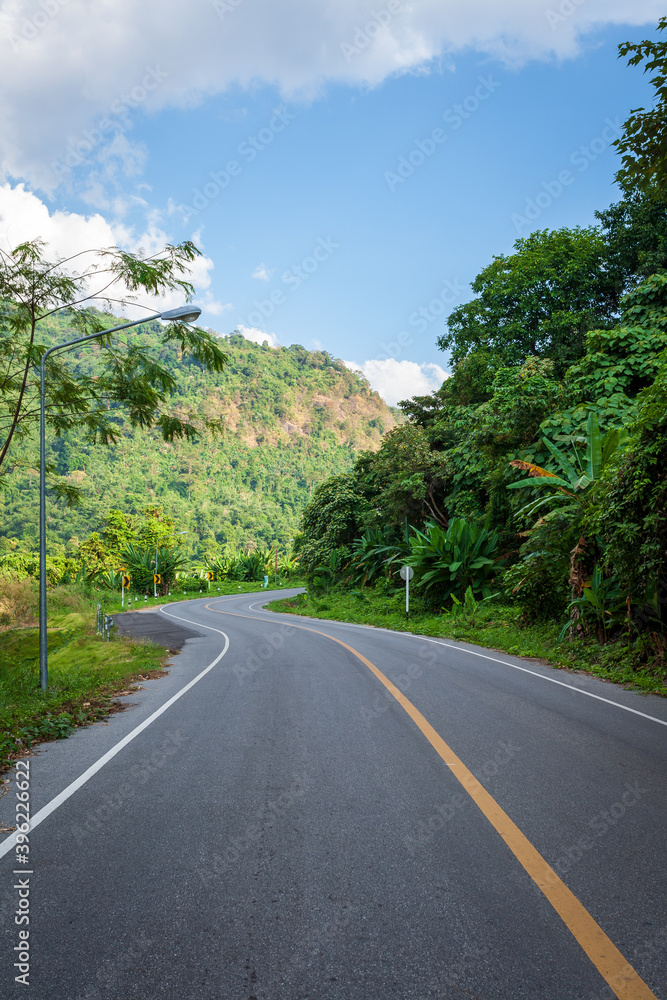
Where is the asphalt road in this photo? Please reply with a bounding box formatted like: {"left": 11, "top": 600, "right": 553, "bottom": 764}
{"left": 1, "top": 590, "right": 666, "bottom": 1000}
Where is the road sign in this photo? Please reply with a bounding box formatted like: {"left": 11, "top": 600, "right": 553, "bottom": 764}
{"left": 400, "top": 565, "right": 413, "bottom": 617}
{"left": 153, "top": 573, "right": 161, "bottom": 584}
{"left": 122, "top": 574, "right": 131, "bottom": 588}
{"left": 207, "top": 571, "right": 214, "bottom": 581}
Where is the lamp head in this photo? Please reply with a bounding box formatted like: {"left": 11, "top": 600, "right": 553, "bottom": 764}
{"left": 160, "top": 306, "right": 202, "bottom": 323}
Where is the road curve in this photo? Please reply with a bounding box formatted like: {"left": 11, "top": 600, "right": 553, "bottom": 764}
{"left": 1, "top": 589, "right": 665, "bottom": 1000}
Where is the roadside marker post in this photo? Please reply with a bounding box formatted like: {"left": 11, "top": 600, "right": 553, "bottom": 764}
{"left": 400, "top": 565, "right": 414, "bottom": 618}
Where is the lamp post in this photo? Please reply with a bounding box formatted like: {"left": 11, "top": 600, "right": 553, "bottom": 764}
{"left": 39, "top": 305, "right": 201, "bottom": 690}
{"left": 154, "top": 530, "right": 187, "bottom": 597}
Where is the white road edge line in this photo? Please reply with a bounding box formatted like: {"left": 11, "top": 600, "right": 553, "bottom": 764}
{"left": 0, "top": 609, "right": 229, "bottom": 861}
{"left": 245, "top": 601, "right": 667, "bottom": 729}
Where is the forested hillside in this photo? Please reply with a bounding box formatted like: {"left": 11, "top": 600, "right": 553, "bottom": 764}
{"left": 0, "top": 328, "right": 395, "bottom": 558}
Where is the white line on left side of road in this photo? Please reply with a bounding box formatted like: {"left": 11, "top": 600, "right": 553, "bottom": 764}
{"left": 0, "top": 615, "right": 229, "bottom": 861}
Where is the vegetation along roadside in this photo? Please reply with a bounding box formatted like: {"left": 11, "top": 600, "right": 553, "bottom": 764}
{"left": 0, "top": 581, "right": 168, "bottom": 776}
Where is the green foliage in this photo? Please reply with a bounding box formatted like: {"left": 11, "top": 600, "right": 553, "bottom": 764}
{"left": 596, "top": 189, "right": 667, "bottom": 282}
{"left": 470, "top": 357, "right": 566, "bottom": 455}
{"left": 507, "top": 412, "right": 629, "bottom": 522}
{"left": 502, "top": 539, "right": 571, "bottom": 624}
{"left": 354, "top": 423, "right": 449, "bottom": 530}
{"left": 407, "top": 518, "right": 501, "bottom": 608}
{"left": 593, "top": 351, "right": 667, "bottom": 613}
{"left": 437, "top": 228, "right": 624, "bottom": 370}
{"left": 614, "top": 17, "right": 667, "bottom": 197}
{"left": 562, "top": 276, "right": 667, "bottom": 402}
{"left": 450, "top": 586, "right": 500, "bottom": 626}
{"left": 299, "top": 473, "right": 368, "bottom": 579}
{"left": 0, "top": 239, "right": 227, "bottom": 490}
{"left": 311, "top": 547, "right": 348, "bottom": 592}
{"left": 558, "top": 566, "right": 628, "bottom": 643}
{"left": 120, "top": 542, "right": 188, "bottom": 594}
{"left": 2, "top": 332, "right": 394, "bottom": 560}
{"left": 348, "top": 528, "right": 405, "bottom": 586}
{"left": 211, "top": 548, "right": 271, "bottom": 582}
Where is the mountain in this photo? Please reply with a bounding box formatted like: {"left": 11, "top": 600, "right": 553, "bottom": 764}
{"left": 0, "top": 328, "right": 396, "bottom": 557}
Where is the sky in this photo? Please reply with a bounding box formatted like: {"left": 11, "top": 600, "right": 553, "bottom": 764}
{"left": 0, "top": 0, "right": 663, "bottom": 405}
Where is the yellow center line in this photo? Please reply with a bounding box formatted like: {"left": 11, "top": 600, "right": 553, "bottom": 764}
{"left": 203, "top": 600, "right": 657, "bottom": 1000}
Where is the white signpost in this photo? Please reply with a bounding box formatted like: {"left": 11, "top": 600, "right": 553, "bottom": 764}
{"left": 399, "top": 565, "right": 414, "bottom": 617}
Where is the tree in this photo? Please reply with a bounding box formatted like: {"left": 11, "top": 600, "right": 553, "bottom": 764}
{"left": 354, "top": 424, "right": 449, "bottom": 529}
{"left": 560, "top": 273, "right": 667, "bottom": 401}
{"left": 614, "top": 17, "right": 667, "bottom": 197}
{"left": 437, "top": 228, "right": 624, "bottom": 371}
{"left": 299, "top": 473, "right": 368, "bottom": 578}
{"left": 595, "top": 353, "right": 667, "bottom": 624}
{"left": 0, "top": 239, "right": 227, "bottom": 489}
{"left": 596, "top": 190, "right": 667, "bottom": 283}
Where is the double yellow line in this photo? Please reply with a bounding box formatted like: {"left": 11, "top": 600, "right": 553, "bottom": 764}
{"left": 207, "top": 599, "right": 658, "bottom": 1000}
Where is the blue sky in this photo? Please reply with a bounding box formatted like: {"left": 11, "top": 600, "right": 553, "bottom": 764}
{"left": 0, "top": 1, "right": 662, "bottom": 403}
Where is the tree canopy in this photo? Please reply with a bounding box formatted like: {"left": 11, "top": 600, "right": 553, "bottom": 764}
{"left": 0, "top": 239, "right": 227, "bottom": 495}
{"left": 436, "top": 228, "right": 623, "bottom": 370}
{"left": 614, "top": 16, "right": 667, "bottom": 197}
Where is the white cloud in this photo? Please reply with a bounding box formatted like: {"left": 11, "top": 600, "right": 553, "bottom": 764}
{"left": 0, "top": 0, "right": 662, "bottom": 191}
{"left": 0, "top": 182, "right": 224, "bottom": 318}
{"left": 236, "top": 324, "right": 280, "bottom": 347}
{"left": 252, "top": 263, "right": 273, "bottom": 281}
{"left": 345, "top": 357, "right": 448, "bottom": 406}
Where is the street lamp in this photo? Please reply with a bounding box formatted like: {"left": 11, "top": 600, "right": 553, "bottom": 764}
{"left": 154, "top": 530, "right": 186, "bottom": 597}
{"left": 39, "top": 305, "right": 201, "bottom": 690}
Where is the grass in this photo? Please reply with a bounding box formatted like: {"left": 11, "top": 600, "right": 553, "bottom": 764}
{"left": 267, "top": 588, "right": 667, "bottom": 696}
{"left": 0, "top": 584, "right": 167, "bottom": 773}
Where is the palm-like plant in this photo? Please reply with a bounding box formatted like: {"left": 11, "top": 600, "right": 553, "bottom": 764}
{"left": 277, "top": 552, "right": 300, "bottom": 577}
{"left": 507, "top": 412, "right": 628, "bottom": 520}
{"left": 311, "top": 548, "right": 347, "bottom": 591}
{"left": 121, "top": 543, "right": 188, "bottom": 594}
{"left": 349, "top": 528, "right": 405, "bottom": 587}
{"left": 210, "top": 548, "right": 270, "bottom": 582}
{"left": 407, "top": 518, "right": 500, "bottom": 607}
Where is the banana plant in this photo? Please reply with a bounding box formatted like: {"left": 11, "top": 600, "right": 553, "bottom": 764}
{"left": 558, "top": 565, "right": 628, "bottom": 643}
{"left": 278, "top": 552, "right": 300, "bottom": 577}
{"left": 507, "top": 412, "right": 628, "bottom": 520}
{"left": 96, "top": 568, "right": 124, "bottom": 590}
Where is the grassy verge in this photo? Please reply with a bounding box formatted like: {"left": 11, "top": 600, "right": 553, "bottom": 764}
{"left": 267, "top": 589, "right": 667, "bottom": 696}
{"left": 0, "top": 590, "right": 168, "bottom": 774}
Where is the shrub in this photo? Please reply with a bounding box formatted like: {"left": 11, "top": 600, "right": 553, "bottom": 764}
{"left": 0, "top": 576, "right": 37, "bottom": 630}
{"left": 407, "top": 518, "right": 501, "bottom": 609}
